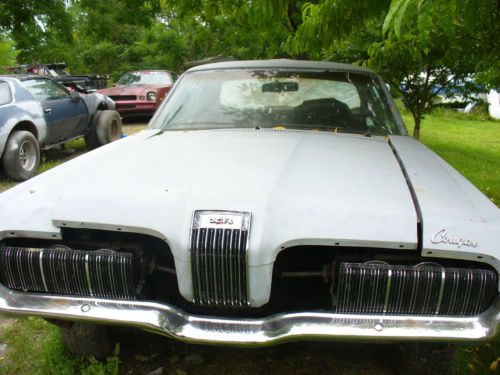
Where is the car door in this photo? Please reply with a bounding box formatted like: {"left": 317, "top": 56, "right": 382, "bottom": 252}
{"left": 22, "top": 78, "right": 88, "bottom": 145}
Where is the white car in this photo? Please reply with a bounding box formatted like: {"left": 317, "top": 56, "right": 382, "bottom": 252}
{"left": 0, "top": 60, "right": 498, "bottom": 374}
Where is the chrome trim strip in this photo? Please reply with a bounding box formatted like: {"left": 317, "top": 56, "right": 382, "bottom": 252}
{"left": 220, "top": 229, "right": 227, "bottom": 305}
{"left": 228, "top": 228, "right": 234, "bottom": 305}
{"left": 383, "top": 269, "right": 392, "bottom": 314}
{"left": 435, "top": 269, "right": 446, "bottom": 314}
{"left": 387, "top": 138, "right": 424, "bottom": 252}
{"left": 84, "top": 254, "right": 93, "bottom": 297}
{"left": 212, "top": 228, "right": 218, "bottom": 304}
{"left": 0, "top": 285, "right": 498, "bottom": 344}
{"left": 39, "top": 249, "right": 48, "bottom": 293}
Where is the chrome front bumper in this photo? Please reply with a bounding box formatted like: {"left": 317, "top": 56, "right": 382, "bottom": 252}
{"left": 0, "top": 284, "right": 499, "bottom": 345}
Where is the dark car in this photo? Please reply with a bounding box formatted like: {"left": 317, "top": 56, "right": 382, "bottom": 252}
{"left": 98, "top": 70, "right": 176, "bottom": 117}
{"left": 7, "top": 63, "right": 108, "bottom": 92}
{"left": 0, "top": 75, "right": 122, "bottom": 181}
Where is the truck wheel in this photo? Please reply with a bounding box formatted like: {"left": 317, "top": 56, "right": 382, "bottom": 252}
{"left": 85, "top": 110, "right": 122, "bottom": 150}
{"left": 84, "top": 124, "right": 99, "bottom": 150}
{"left": 96, "top": 110, "right": 122, "bottom": 145}
{"left": 1, "top": 130, "right": 40, "bottom": 181}
{"left": 391, "top": 343, "right": 455, "bottom": 375}
{"left": 60, "top": 323, "right": 116, "bottom": 359}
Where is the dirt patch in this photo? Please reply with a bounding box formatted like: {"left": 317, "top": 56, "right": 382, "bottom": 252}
{"left": 0, "top": 316, "right": 14, "bottom": 331}
{"left": 113, "top": 329, "right": 395, "bottom": 375}
{"left": 122, "top": 118, "right": 149, "bottom": 135}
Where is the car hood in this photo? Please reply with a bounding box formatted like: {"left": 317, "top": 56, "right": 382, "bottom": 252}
{"left": 0, "top": 129, "right": 419, "bottom": 265}
{"left": 99, "top": 84, "right": 167, "bottom": 95}
{"left": 390, "top": 136, "right": 499, "bottom": 271}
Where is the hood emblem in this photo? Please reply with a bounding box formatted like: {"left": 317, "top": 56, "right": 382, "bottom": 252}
{"left": 193, "top": 210, "right": 251, "bottom": 231}
{"left": 431, "top": 228, "right": 478, "bottom": 248}
{"left": 210, "top": 217, "right": 234, "bottom": 225}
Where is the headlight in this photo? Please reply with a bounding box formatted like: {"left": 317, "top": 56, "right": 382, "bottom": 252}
{"left": 147, "top": 92, "right": 157, "bottom": 101}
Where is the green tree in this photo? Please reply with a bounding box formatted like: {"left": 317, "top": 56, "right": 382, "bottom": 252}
{"left": 0, "top": 0, "right": 73, "bottom": 63}
{"left": 159, "top": 0, "right": 294, "bottom": 63}
{"left": 71, "top": 0, "right": 158, "bottom": 77}
{"left": 125, "top": 22, "right": 187, "bottom": 72}
{"left": 269, "top": 0, "right": 499, "bottom": 139}
{"left": 0, "top": 35, "right": 18, "bottom": 72}
{"left": 368, "top": 29, "right": 480, "bottom": 139}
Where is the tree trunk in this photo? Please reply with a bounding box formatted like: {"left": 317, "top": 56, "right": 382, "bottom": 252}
{"left": 412, "top": 112, "right": 422, "bottom": 140}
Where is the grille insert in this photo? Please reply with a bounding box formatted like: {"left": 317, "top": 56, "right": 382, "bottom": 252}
{"left": 0, "top": 246, "right": 137, "bottom": 299}
{"left": 336, "top": 262, "right": 497, "bottom": 315}
{"left": 190, "top": 211, "right": 250, "bottom": 307}
{"left": 108, "top": 95, "right": 136, "bottom": 101}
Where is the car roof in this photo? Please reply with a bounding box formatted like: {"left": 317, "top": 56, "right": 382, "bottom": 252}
{"left": 0, "top": 74, "right": 51, "bottom": 82}
{"left": 124, "top": 70, "right": 172, "bottom": 74}
{"left": 187, "top": 59, "right": 375, "bottom": 74}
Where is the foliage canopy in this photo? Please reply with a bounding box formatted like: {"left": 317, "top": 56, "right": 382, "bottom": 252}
{"left": 0, "top": 0, "right": 498, "bottom": 137}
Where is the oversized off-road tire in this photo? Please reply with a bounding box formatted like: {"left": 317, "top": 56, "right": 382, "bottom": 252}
{"left": 85, "top": 110, "right": 122, "bottom": 150}
{"left": 1, "top": 130, "right": 40, "bottom": 181}
{"left": 60, "top": 323, "right": 116, "bottom": 359}
{"left": 84, "top": 121, "right": 99, "bottom": 150}
{"left": 391, "top": 343, "right": 455, "bottom": 375}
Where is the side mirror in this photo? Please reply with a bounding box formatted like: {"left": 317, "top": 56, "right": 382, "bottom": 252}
{"left": 70, "top": 91, "right": 82, "bottom": 102}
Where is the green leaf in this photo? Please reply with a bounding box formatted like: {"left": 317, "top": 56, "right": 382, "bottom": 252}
{"left": 383, "top": 0, "right": 407, "bottom": 37}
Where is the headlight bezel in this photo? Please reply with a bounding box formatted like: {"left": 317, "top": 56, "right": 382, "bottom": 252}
{"left": 146, "top": 91, "right": 157, "bottom": 101}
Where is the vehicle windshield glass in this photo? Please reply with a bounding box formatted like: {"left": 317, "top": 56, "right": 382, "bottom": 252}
{"left": 150, "top": 69, "right": 401, "bottom": 135}
{"left": 22, "top": 79, "right": 69, "bottom": 101}
{"left": 117, "top": 71, "right": 172, "bottom": 86}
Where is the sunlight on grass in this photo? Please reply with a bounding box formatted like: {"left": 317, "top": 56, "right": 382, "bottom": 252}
{"left": 1, "top": 317, "right": 119, "bottom": 375}
{"left": 402, "top": 109, "right": 500, "bottom": 205}
{"left": 401, "top": 109, "right": 500, "bottom": 373}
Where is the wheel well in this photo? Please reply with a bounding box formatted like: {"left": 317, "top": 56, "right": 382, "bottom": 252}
{"left": 11, "top": 121, "right": 38, "bottom": 140}
{"left": 97, "top": 101, "right": 108, "bottom": 110}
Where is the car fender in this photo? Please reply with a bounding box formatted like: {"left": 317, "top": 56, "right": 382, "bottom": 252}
{"left": 0, "top": 101, "right": 47, "bottom": 158}
{"left": 82, "top": 93, "right": 115, "bottom": 113}
{"left": 81, "top": 93, "right": 116, "bottom": 127}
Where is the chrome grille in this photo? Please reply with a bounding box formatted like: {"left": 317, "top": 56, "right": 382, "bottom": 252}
{"left": 336, "top": 262, "right": 497, "bottom": 316}
{"left": 190, "top": 211, "right": 251, "bottom": 307}
{"left": 0, "top": 246, "right": 137, "bottom": 299}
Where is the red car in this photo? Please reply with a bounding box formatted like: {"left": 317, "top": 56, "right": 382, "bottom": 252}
{"left": 98, "top": 70, "right": 177, "bottom": 117}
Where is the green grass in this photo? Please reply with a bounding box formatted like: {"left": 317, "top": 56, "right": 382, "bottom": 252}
{"left": 0, "top": 317, "right": 119, "bottom": 375}
{"left": 0, "top": 138, "right": 87, "bottom": 193}
{"left": 399, "top": 108, "right": 500, "bottom": 375}
{"left": 401, "top": 108, "right": 500, "bottom": 205}
{"left": 38, "top": 138, "right": 87, "bottom": 174}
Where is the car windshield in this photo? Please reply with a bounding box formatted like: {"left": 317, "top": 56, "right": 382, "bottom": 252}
{"left": 150, "top": 69, "right": 401, "bottom": 135}
{"left": 117, "top": 71, "right": 172, "bottom": 86}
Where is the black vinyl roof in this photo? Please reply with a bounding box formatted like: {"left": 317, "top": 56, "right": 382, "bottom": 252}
{"left": 187, "top": 59, "right": 375, "bottom": 74}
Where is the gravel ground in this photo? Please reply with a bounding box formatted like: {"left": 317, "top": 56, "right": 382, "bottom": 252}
{"left": 113, "top": 329, "right": 395, "bottom": 375}
{"left": 122, "top": 117, "right": 150, "bottom": 134}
